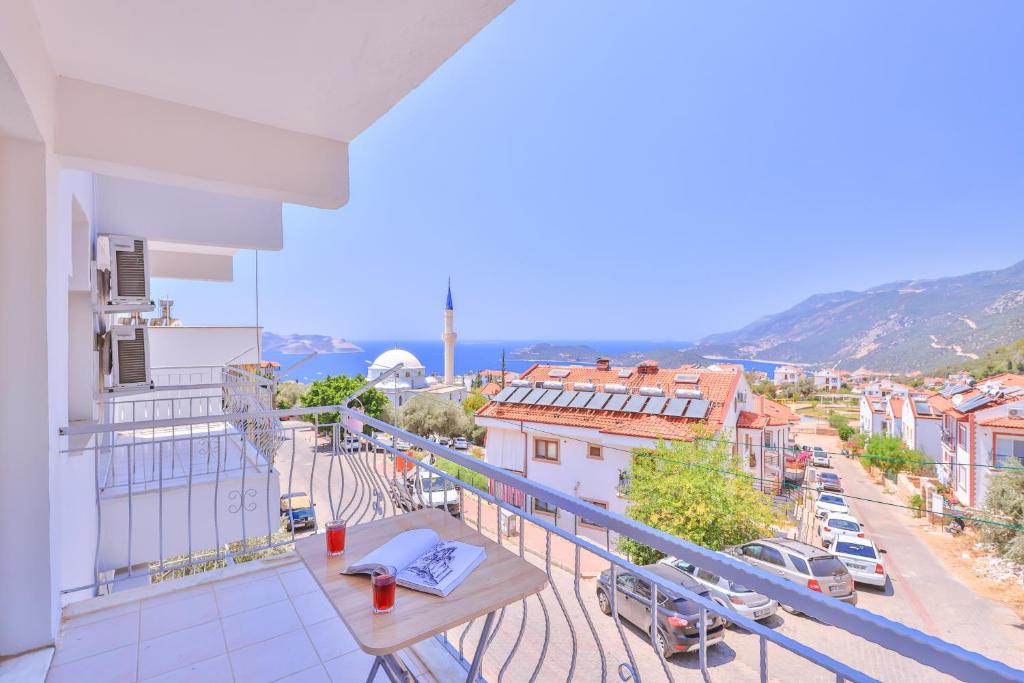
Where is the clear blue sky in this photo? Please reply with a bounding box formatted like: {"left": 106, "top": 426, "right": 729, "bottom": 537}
{"left": 155, "top": 1, "right": 1024, "bottom": 342}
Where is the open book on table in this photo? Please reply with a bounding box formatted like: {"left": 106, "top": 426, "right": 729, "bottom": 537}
{"left": 343, "top": 528, "right": 485, "bottom": 597}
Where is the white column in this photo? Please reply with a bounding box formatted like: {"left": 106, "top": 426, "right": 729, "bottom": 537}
{"left": 443, "top": 308, "right": 457, "bottom": 386}
{"left": 0, "top": 135, "right": 61, "bottom": 653}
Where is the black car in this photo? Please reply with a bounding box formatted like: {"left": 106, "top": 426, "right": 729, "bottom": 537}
{"left": 596, "top": 565, "right": 726, "bottom": 657}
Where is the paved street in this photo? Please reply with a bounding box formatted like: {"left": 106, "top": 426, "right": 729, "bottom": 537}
{"left": 270, "top": 424, "right": 1024, "bottom": 681}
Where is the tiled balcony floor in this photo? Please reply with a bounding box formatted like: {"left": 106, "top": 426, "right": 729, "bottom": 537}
{"left": 47, "top": 556, "right": 446, "bottom": 683}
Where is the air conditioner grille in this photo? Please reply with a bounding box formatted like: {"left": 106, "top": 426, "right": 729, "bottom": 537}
{"left": 115, "top": 240, "right": 147, "bottom": 298}
{"left": 116, "top": 335, "right": 148, "bottom": 385}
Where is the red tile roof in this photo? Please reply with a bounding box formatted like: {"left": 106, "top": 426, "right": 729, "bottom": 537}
{"left": 737, "top": 411, "right": 770, "bottom": 429}
{"left": 977, "top": 416, "right": 1024, "bottom": 429}
{"left": 755, "top": 395, "right": 800, "bottom": 426}
{"left": 480, "top": 382, "right": 502, "bottom": 397}
{"left": 889, "top": 397, "right": 904, "bottom": 419}
{"left": 930, "top": 373, "right": 1024, "bottom": 415}
{"left": 476, "top": 362, "right": 742, "bottom": 441}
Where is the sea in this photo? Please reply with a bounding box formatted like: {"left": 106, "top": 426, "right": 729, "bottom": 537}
{"left": 263, "top": 340, "right": 787, "bottom": 383}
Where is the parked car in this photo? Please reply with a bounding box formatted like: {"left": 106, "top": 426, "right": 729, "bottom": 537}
{"left": 453, "top": 436, "right": 469, "bottom": 450}
{"left": 595, "top": 565, "right": 726, "bottom": 657}
{"left": 818, "top": 513, "right": 865, "bottom": 548}
{"left": 390, "top": 469, "right": 461, "bottom": 516}
{"left": 831, "top": 535, "right": 887, "bottom": 587}
{"left": 816, "top": 471, "right": 843, "bottom": 492}
{"left": 395, "top": 438, "right": 413, "bottom": 451}
{"left": 729, "top": 538, "right": 857, "bottom": 612}
{"left": 814, "top": 493, "right": 850, "bottom": 519}
{"left": 811, "top": 448, "right": 830, "bottom": 468}
{"left": 342, "top": 434, "right": 361, "bottom": 453}
{"left": 279, "top": 492, "right": 315, "bottom": 531}
{"left": 439, "top": 436, "right": 453, "bottom": 447}
{"left": 658, "top": 556, "right": 777, "bottom": 626}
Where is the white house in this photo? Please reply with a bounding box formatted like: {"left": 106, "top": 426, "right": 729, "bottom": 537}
{"left": 476, "top": 360, "right": 796, "bottom": 544}
{"left": 0, "top": 1, "right": 509, "bottom": 658}
{"left": 931, "top": 374, "right": 1024, "bottom": 507}
{"left": 813, "top": 369, "right": 841, "bottom": 391}
{"left": 774, "top": 365, "right": 806, "bottom": 385}
{"left": 900, "top": 394, "right": 943, "bottom": 461}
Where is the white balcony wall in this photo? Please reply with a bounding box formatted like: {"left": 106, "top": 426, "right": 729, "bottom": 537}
{"left": 149, "top": 327, "right": 262, "bottom": 374}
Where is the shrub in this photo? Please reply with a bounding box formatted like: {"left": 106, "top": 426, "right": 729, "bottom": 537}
{"left": 982, "top": 470, "right": 1024, "bottom": 564}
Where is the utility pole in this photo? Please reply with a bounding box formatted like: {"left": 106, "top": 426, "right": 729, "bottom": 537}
{"left": 500, "top": 350, "right": 507, "bottom": 389}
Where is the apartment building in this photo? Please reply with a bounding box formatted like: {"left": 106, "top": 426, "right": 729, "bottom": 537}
{"left": 476, "top": 359, "right": 796, "bottom": 543}
{"left": 930, "top": 374, "right": 1024, "bottom": 507}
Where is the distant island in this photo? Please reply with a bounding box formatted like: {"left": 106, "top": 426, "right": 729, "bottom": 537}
{"left": 509, "top": 343, "right": 602, "bottom": 363}
{"left": 262, "top": 332, "right": 362, "bottom": 355}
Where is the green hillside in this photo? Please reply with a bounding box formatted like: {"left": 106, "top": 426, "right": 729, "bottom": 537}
{"left": 936, "top": 338, "right": 1024, "bottom": 378}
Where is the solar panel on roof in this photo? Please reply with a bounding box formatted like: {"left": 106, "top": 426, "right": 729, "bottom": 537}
{"left": 508, "top": 387, "right": 531, "bottom": 403}
{"left": 674, "top": 373, "right": 700, "bottom": 383}
{"left": 643, "top": 396, "right": 668, "bottom": 415}
{"left": 553, "top": 391, "right": 577, "bottom": 407}
{"left": 547, "top": 368, "right": 571, "bottom": 378}
{"left": 939, "top": 384, "right": 971, "bottom": 398}
{"left": 913, "top": 401, "right": 932, "bottom": 415}
{"left": 605, "top": 393, "right": 629, "bottom": 411}
{"left": 624, "top": 395, "right": 648, "bottom": 413}
{"left": 957, "top": 395, "right": 993, "bottom": 413}
{"left": 569, "top": 392, "right": 594, "bottom": 408}
{"left": 618, "top": 369, "right": 633, "bottom": 378}
{"left": 586, "top": 392, "right": 611, "bottom": 410}
{"left": 537, "top": 389, "right": 562, "bottom": 406}
{"left": 522, "top": 388, "right": 547, "bottom": 405}
{"left": 684, "top": 399, "right": 710, "bottom": 419}
{"left": 492, "top": 387, "right": 515, "bottom": 402}
{"left": 663, "top": 398, "right": 688, "bottom": 417}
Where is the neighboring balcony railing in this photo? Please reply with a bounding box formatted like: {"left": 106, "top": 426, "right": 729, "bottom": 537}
{"left": 59, "top": 404, "right": 1024, "bottom": 683}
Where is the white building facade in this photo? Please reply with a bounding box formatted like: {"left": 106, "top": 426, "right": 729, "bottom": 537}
{"left": 477, "top": 361, "right": 796, "bottom": 544}
{"left": 0, "top": 0, "right": 509, "bottom": 657}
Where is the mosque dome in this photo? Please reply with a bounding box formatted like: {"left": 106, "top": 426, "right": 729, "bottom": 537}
{"left": 369, "top": 348, "right": 425, "bottom": 372}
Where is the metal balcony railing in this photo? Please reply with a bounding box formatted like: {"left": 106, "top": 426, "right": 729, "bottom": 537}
{"left": 59, "top": 404, "right": 1024, "bottom": 683}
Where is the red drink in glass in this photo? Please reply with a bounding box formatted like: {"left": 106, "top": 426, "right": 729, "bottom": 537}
{"left": 372, "top": 572, "right": 397, "bottom": 613}
{"left": 325, "top": 520, "right": 346, "bottom": 557}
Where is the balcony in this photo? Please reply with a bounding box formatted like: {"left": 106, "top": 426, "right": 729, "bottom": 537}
{"left": 53, "top": 397, "right": 1024, "bottom": 682}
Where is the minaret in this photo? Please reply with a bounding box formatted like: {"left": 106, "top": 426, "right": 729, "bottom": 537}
{"left": 443, "top": 279, "right": 457, "bottom": 384}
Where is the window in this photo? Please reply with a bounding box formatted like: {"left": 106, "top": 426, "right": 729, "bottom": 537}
{"left": 764, "top": 431, "right": 774, "bottom": 448}
{"left": 695, "top": 569, "right": 720, "bottom": 585}
{"left": 740, "top": 544, "right": 764, "bottom": 560}
{"left": 788, "top": 555, "right": 809, "bottom": 574}
{"left": 634, "top": 580, "right": 651, "bottom": 600}
{"left": 533, "top": 498, "right": 557, "bottom": 515}
{"left": 958, "top": 422, "right": 968, "bottom": 449}
{"left": 579, "top": 498, "right": 608, "bottom": 529}
{"left": 534, "top": 438, "right": 559, "bottom": 462}
{"left": 588, "top": 444, "right": 603, "bottom": 460}
{"left": 995, "top": 437, "right": 1024, "bottom": 469}
{"left": 616, "top": 574, "right": 636, "bottom": 592}
{"left": 760, "top": 547, "right": 785, "bottom": 567}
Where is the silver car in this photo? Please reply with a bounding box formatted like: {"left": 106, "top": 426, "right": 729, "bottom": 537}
{"left": 730, "top": 538, "right": 856, "bottom": 613}
{"left": 659, "top": 556, "right": 778, "bottom": 626}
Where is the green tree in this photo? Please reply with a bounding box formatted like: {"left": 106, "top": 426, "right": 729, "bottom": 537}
{"left": 462, "top": 393, "right": 487, "bottom": 417}
{"left": 275, "top": 381, "right": 307, "bottom": 410}
{"left": 862, "top": 434, "right": 927, "bottom": 475}
{"left": 982, "top": 470, "right": 1024, "bottom": 564}
{"left": 399, "top": 395, "right": 469, "bottom": 438}
{"left": 618, "top": 439, "right": 777, "bottom": 564}
{"left": 299, "top": 374, "right": 389, "bottom": 429}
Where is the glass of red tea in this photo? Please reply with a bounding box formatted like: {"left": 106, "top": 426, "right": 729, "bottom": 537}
{"left": 372, "top": 570, "right": 397, "bottom": 614}
{"left": 325, "top": 519, "right": 346, "bottom": 557}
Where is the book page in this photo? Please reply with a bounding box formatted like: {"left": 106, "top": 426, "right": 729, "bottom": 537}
{"left": 346, "top": 528, "right": 440, "bottom": 575}
{"left": 397, "top": 540, "right": 486, "bottom": 597}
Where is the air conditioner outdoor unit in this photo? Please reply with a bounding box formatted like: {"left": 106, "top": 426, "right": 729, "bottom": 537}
{"left": 97, "top": 234, "right": 151, "bottom": 306}
{"left": 102, "top": 325, "right": 153, "bottom": 391}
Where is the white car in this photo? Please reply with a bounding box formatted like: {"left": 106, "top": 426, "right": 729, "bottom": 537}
{"left": 814, "top": 493, "right": 849, "bottom": 519}
{"left": 395, "top": 438, "right": 413, "bottom": 451}
{"left": 453, "top": 436, "right": 469, "bottom": 450}
{"left": 811, "top": 451, "right": 830, "bottom": 468}
{"left": 819, "top": 513, "right": 865, "bottom": 548}
{"left": 831, "top": 535, "right": 887, "bottom": 587}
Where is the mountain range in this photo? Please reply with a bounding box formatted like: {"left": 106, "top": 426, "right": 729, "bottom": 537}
{"left": 697, "top": 260, "right": 1024, "bottom": 372}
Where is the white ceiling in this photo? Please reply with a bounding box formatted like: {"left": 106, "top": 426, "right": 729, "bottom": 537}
{"left": 32, "top": 0, "right": 510, "bottom": 141}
